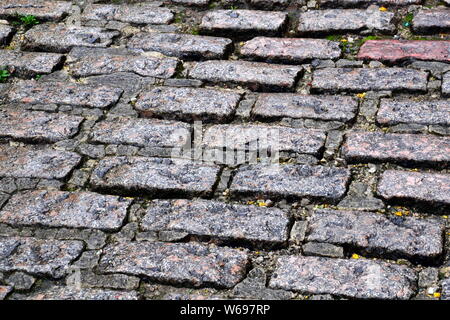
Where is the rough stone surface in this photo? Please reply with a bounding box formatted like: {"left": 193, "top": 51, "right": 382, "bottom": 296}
{"left": 342, "top": 131, "right": 450, "bottom": 165}
{"left": 0, "top": 145, "right": 81, "bottom": 180}
{"left": 90, "top": 117, "right": 191, "bottom": 149}
{"left": 0, "top": 286, "right": 12, "bottom": 300}
{"left": 307, "top": 209, "right": 444, "bottom": 260}
{"left": 377, "top": 99, "right": 450, "bottom": 126}
{"left": 82, "top": 4, "right": 173, "bottom": 25}
{"left": 319, "top": 0, "right": 420, "bottom": 6}
{"left": 200, "top": 10, "right": 288, "bottom": 36}
{"left": 443, "top": 72, "right": 450, "bottom": 97}
{"left": 98, "top": 241, "right": 249, "bottom": 288}
{"left": 0, "top": 50, "right": 64, "bottom": 76}
{"left": 18, "top": 287, "right": 139, "bottom": 300}
{"left": 302, "top": 242, "right": 344, "bottom": 258}
{"left": 67, "top": 47, "right": 179, "bottom": 78}
{"left": 358, "top": 40, "right": 450, "bottom": 63}
{"left": 128, "top": 32, "right": 232, "bottom": 60}
{"left": 0, "top": 24, "right": 13, "bottom": 44}
{"left": 135, "top": 86, "right": 242, "bottom": 122}
{"left": 5, "top": 81, "right": 123, "bottom": 108}
{"left": 190, "top": 60, "right": 302, "bottom": 91}
{"left": 141, "top": 199, "right": 290, "bottom": 243}
{"left": 0, "top": 0, "right": 71, "bottom": 21}
{"left": 0, "top": 110, "right": 83, "bottom": 143}
{"left": 413, "top": 9, "right": 450, "bottom": 34}
{"left": 0, "top": 237, "right": 84, "bottom": 278}
{"left": 90, "top": 157, "right": 221, "bottom": 197}
{"left": 312, "top": 68, "right": 428, "bottom": 92}
{"left": 0, "top": 190, "right": 131, "bottom": 231}
{"left": 442, "top": 278, "right": 450, "bottom": 300}
{"left": 202, "top": 124, "right": 326, "bottom": 156}
{"left": 269, "top": 255, "right": 417, "bottom": 299}
{"left": 5, "top": 272, "right": 35, "bottom": 290}
{"left": 230, "top": 164, "right": 350, "bottom": 201}
{"left": 253, "top": 94, "right": 358, "bottom": 122}
{"left": 297, "top": 9, "right": 395, "bottom": 34}
{"left": 23, "top": 24, "right": 120, "bottom": 53}
{"left": 240, "top": 37, "right": 341, "bottom": 63}
{"left": 377, "top": 170, "right": 450, "bottom": 206}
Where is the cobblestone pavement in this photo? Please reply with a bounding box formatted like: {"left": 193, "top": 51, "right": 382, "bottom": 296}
{"left": 0, "top": 0, "right": 449, "bottom": 301}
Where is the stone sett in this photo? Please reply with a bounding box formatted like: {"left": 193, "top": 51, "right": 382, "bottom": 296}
{"left": 82, "top": 4, "right": 173, "bottom": 25}
{"left": 358, "top": 40, "right": 450, "bottom": 63}
{"left": 67, "top": 47, "right": 179, "bottom": 79}
{"left": 0, "top": 145, "right": 81, "bottom": 180}
{"left": 318, "top": 0, "right": 421, "bottom": 6}
{"left": 312, "top": 68, "right": 428, "bottom": 92}
{"left": 200, "top": 9, "right": 288, "bottom": 36}
{"left": 0, "top": 0, "right": 71, "bottom": 21}
{"left": 230, "top": 164, "right": 350, "bottom": 201}
{"left": 0, "top": 110, "right": 83, "bottom": 143}
{"left": 377, "top": 170, "right": 450, "bottom": 207}
{"left": 0, "top": 50, "right": 63, "bottom": 76}
{"left": 443, "top": 72, "right": 450, "bottom": 97}
{"left": 240, "top": 37, "right": 341, "bottom": 63}
{"left": 22, "top": 24, "right": 120, "bottom": 53}
{"left": 0, "top": 190, "right": 131, "bottom": 231}
{"left": 135, "top": 86, "right": 242, "bottom": 122}
{"left": 190, "top": 60, "right": 302, "bottom": 92}
{"left": 90, "top": 117, "right": 191, "bottom": 149}
{"left": 128, "top": 32, "right": 232, "bottom": 60}
{"left": 0, "top": 237, "right": 84, "bottom": 278}
{"left": 141, "top": 199, "right": 290, "bottom": 243}
{"left": 342, "top": 131, "right": 450, "bottom": 165}
{"left": 90, "top": 157, "right": 221, "bottom": 197}
{"left": 0, "top": 24, "right": 13, "bottom": 44}
{"left": 269, "top": 255, "right": 417, "bottom": 299}
{"left": 307, "top": 209, "right": 444, "bottom": 261}
{"left": 5, "top": 81, "right": 123, "bottom": 108}
{"left": 98, "top": 241, "right": 249, "bottom": 288}
{"left": 442, "top": 278, "right": 450, "bottom": 300}
{"left": 297, "top": 9, "right": 395, "bottom": 34}
{"left": 253, "top": 94, "right": 358, "bottom": 122}
{"left": 413, "top": 9, "right": 450, "bottom": 34}
{"left": 377, "top": 99, "right": 450, "bottom": 127}
{"left": 18, "top": 286, "right": 139, "bottom": 300}
{"left": 202, "top": 124, "right": 326, "bottom": 156}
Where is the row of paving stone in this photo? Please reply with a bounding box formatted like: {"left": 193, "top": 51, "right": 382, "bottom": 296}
{"left": 0, "top": 0, "right": 449, "bottom": 301}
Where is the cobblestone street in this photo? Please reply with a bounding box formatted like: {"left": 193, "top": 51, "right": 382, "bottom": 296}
{"left": 0, "top": 0, "right": 449, "bottom": 300}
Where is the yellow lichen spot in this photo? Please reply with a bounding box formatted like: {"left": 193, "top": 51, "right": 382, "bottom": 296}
{"left": 379, "top": 7, "right": 387, "bottom": 11}
{"left": 247, "top": 200, "right": 255, "bottom": 205}
{"left": 340, "top": 39, "right": 348, "bottom": 43}
{"left": 433, "top": 292, "right": 441, "bottom": 298}
{"left": 394, "top": 211, "right": 403, "bottom": 217}
{"left": 443, "top": 216, "right": 448, "bottom": 219}
{"left": 352, "top": 254, "right": 360, "bottom": 259}
{"left": 356, "top": 92, "right": 366, "bottom": 99}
